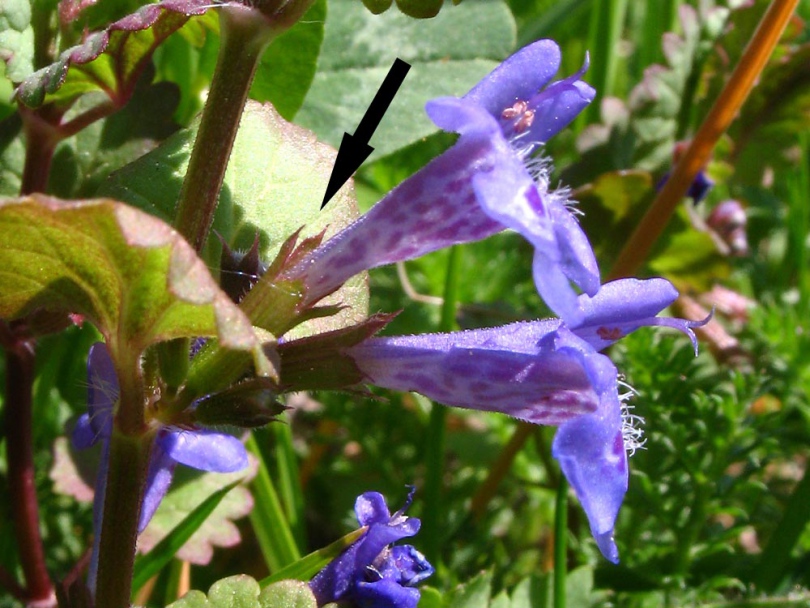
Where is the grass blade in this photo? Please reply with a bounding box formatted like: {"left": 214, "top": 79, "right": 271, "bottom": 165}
{"left": 259, "top": 527, "right": 366, "bottom": 588}
{"left": 247, "top": 433, "right": 301, "bottom": 571}
{"left": 131, "top": 480, "right": 242, "bottom": 595}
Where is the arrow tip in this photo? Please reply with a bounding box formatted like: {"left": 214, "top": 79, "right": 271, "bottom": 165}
{"left": 321, "top": 133, "right": 374, "bottom": 209}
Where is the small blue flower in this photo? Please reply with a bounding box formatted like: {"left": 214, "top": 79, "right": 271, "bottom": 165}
{"left": 342, "top": 278, "right": 705, "bottom": 562}
{"left": 309, "top": 490, "right": 433, "bottom": 608}
{"left": 73, "top": 343, "right": 249, "bottom": 590}
{"left": 288, "top": 40, "right": 597, "bottom": 324}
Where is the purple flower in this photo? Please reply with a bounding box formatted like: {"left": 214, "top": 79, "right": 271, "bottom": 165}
{"left": 287, "top": 40, "right": 597, "bottom": 324}
{"left": 707, "top": 200, "right": 748, "bottom": 257}
{"left": 343, "top": 278, "right": 704, "bottom": 562}
{"left": 309, "top": 490, "right": 433, "bottom": 608}
{"left": 656, "top": 169, "right": 714, "bottom": 205}
{"left": 73, "top": 343, "right": 248, "bottom": 589}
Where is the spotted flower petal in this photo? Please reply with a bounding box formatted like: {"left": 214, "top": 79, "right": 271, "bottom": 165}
{"left": 287, "top": 40, "right": 596, "bottom": 324}
{"left": 571, "top": 278, "right": 706, "bottom": 353}
{"left": 342, "top": 278, "right": 702, "bottom": 561}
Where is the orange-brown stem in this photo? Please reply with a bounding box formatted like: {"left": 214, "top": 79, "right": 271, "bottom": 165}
{"left": 609, "top": 0, "right": 799, "bottom": 280}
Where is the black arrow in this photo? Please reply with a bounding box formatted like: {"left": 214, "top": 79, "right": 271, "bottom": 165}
{"left": 321, "top": 58, "right": 411, "bottom": 209}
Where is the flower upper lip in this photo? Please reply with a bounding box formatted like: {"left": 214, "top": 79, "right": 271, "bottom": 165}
{"left": 286, "top": 40, "right": 598, "bottom": 326}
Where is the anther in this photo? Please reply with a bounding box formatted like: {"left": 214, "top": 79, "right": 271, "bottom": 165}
{"left": 514, "top": 110, "right": 535, "bottom": 133}
{"left": 501, "top": 100, "right": 528, "bottom": 120}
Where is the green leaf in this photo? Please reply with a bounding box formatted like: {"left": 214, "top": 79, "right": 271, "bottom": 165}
{"left": 137, "top": 456, "right": 258, "bottom": 566}
{"left": 47, "top": 72, "right": 180, "bottom": 198}
{"left": 648, "top": 209, "right": 730, "bottom": 292}
{"left": 169, "top": 576, "right": 317, "bottom": 608}
{"left": 295, "top": 0, "right": 515, "bottom": 161}
{"left": 259, "top": 580, "right": 316, "bottom": 608}
{"left": 419, "top": 587, "right": 444, "bottom": 608}
{"left": 14, "top": 0, "right": 214, "bottom": 108}
{"left": 246, "top": 432, "right": 302, "bottom": 572}
{"left": 249, "top": 0, "right": 326, "bottom": 120}
{"left": 574, "top": 170, "right": 655, "bottom": 265}
{"left": 446, "top": 570, "right": 492, "bottom": 608}
{"left": 0, "top": 0, "right": 34, "bottom": 83}
{"left": 258, "top": 526, "right": 366, "bottom": 587}
{"left": 0, "top": 112, "right": 25, "bottom": 195}
{"left": 563, "top": 566, "right": 597, "bottom": 608}
{"left": 0, "top": 195, "right": 271, "bottom": 372}
{"left": 131, "top": 480, "right": 242, "bottom": 594}
{"left": 508, "top": 574, "right": 550, "bottom": 608}
{"left": 244, "top": 424, "right": 307, "bottom": 574}
{"left": 98, "top": 100, "right": 368, "bottom": 333}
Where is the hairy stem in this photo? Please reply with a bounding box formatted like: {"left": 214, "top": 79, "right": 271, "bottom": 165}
{"left": 173, "top": 9, "right": 274, "bottom": 254}
{"left": 609, "top": 0, "right": 799, "bottom": 280}
{"left": 3, "top": 329, "right": 55, "bottom": 606}
{"left": 93, "top": 431, "right": 151, "bottom": 608}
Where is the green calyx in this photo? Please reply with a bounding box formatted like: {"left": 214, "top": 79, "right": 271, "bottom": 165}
{"left": 193, "top": 379, "right": 286, "bottom": 428}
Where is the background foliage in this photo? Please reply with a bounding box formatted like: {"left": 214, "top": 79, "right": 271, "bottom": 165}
{"left": 3, "top": 0, "right": 810, "bottom": 606}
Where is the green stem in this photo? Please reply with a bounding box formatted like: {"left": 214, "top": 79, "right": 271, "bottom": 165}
{"left": 554, "top": 477, "right": 568, "bottom": 608}
{"left": 421, "top": 246, "right": 463, "bottom": 563}
{"left": 173, "top": 9, "right": 274, "bottom": 254}
{"left": 94, "top": 431, "right": 151, "bottom": 608}
{"left": 673, "top": 477, "right": 710, "bottom": 577}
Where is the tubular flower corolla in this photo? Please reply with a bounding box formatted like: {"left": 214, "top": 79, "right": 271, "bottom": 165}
{"left": 309, "top": 490, "right": 433, "bottom": 608}
{"left": 287, "top": 39, "right": 597, "bottom": 324}
{"left": 343, "top": 278, "right": 706, "bottom": 562}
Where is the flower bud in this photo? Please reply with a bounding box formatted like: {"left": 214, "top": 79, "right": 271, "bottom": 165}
{"left": 707, "top": 200, "right": 748, "bottom": 257}
{"left": 194, "top": 379, "right": 286, "bottom": 428}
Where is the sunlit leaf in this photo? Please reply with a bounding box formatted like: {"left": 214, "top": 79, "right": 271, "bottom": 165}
{"left": 14, "top": 0, "right": 217, "bottom": 108}
{"left": 137, "top": 459, "right": 257, "bottom": 565}
{"left": 132, "top": 480, "right": 242, "bottom": 593}
{"left": 168, "top": 575, "right": 317, "bottom": 608}
{"left": 0, "top": 195, "right": 271, "bottom": 373}
{"left": 295, "top": 0, "right": 515, "bottom": 161}
{"left": 249, "top": 0, "right": 326, "bottom": 120}
{"left": 0, "top": 0, "right": 34, "bottom": 83}
{"left": 99, "top": 100, "right": 368, "bottom": 334}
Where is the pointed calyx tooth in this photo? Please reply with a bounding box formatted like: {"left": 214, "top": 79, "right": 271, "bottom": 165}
{"left": 218, "top": 232, "right": 265, "bottom": 304}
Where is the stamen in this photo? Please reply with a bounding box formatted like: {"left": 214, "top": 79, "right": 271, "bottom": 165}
{"left": 514, "top": 110, "right": 535, "bottom": 134}
{"left": 501, "top": 100, "right": 528, "bottom": 120}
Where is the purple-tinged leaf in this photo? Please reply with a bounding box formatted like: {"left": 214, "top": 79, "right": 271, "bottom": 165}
{"left": 0, "top": 195, "right": 275, "bottom": 377}
{"left": 137, "top": 456, "right": 259, "bottom": 565}
{"left": 98, "top": 101, "right": 368, "bottom": 338}
{"left": 15, "top": 0, "right": 223, "bottom": 109}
